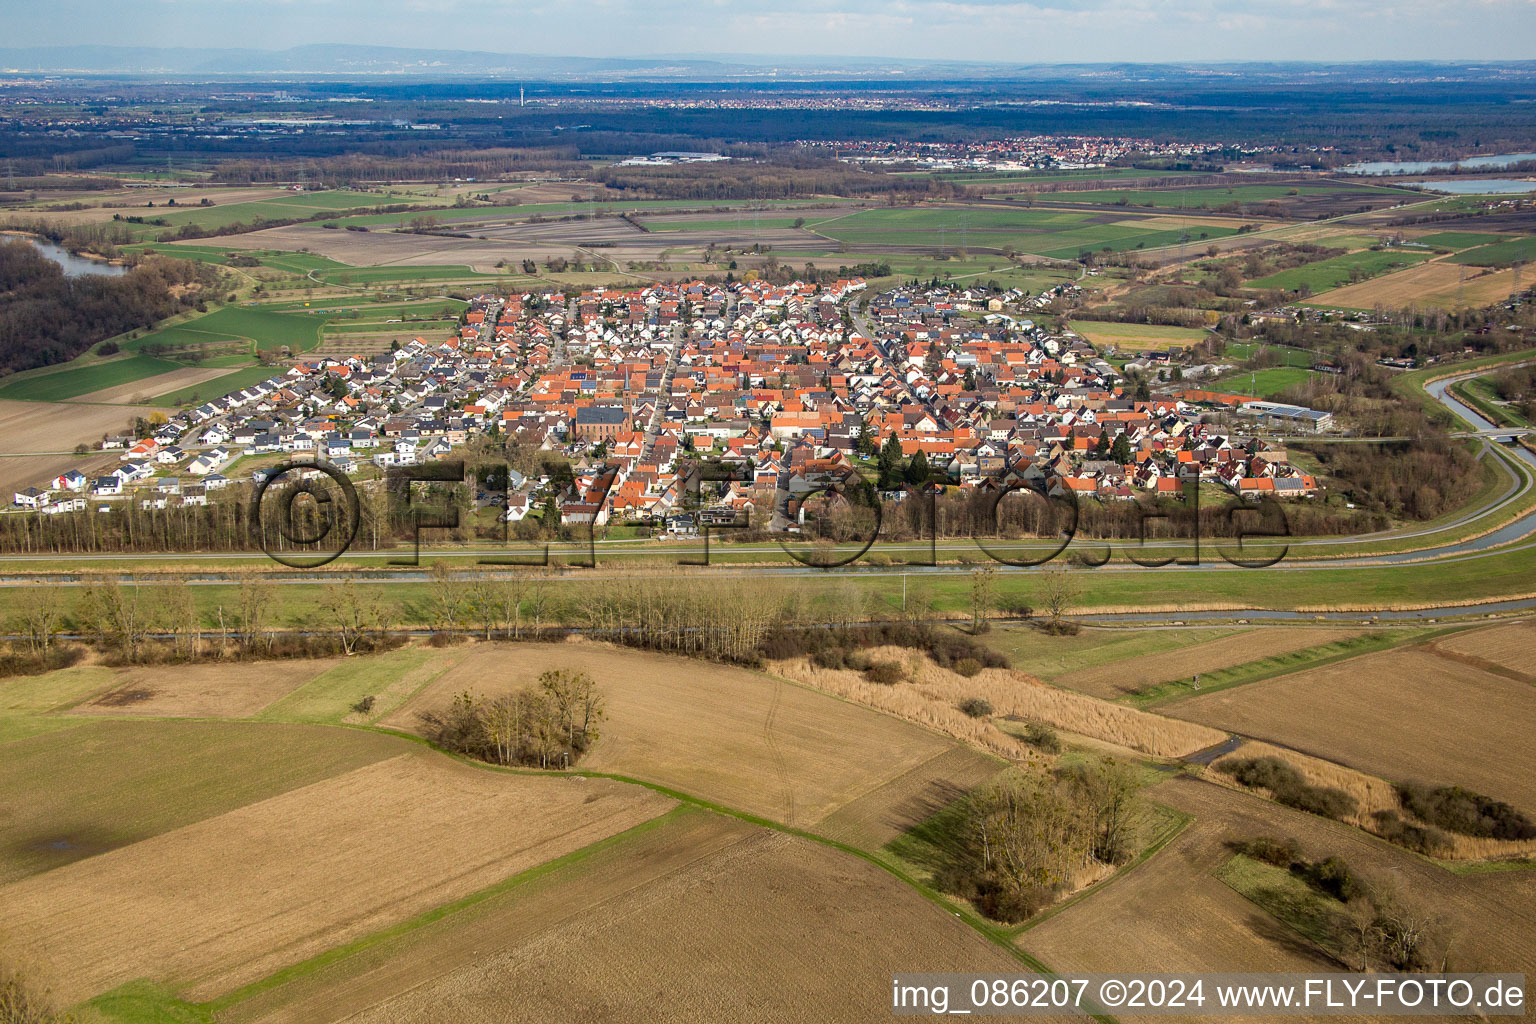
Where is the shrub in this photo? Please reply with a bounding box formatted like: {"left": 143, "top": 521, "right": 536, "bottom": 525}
{"left": 1220, "top": 756, "right": 1357, "bottom": 821}
{"left": 1042, "top": 620, "right": 1080, "bottom": 636}
{"left": 1372, "top": 810, "right": 1451, "bottom": 855}
{"left": 811, "top": 647, "right": 846, "bottom": 670}
{"left": 1398, "top": 782, "right": 1536, "bottom": 840}
{"left": 97, "top": 340, "right": 120, "bottom": 355}
{"left": 351, "top": 695, "right": 376, "bottom": 715}
{"left": 1229, "top": 835, "right": 1302, "bottom": 868}
{"left": 844, "top": 649, "right": 872, "bottom": 672}
{"left": 863, "top": 662, "right": 905, "bottom": 685}
{"left": 954, "top": 657, "right": 984, "bottom": 678}
{"left": 1297, "top": 855, "right": 1364, "bottom": 903}
{"left": 1020, "top": 721, "right": 1061, "bottom": 753}
{"left": 755, "top": 623, "right": 1007, "bottom": 670}
{"left": 959, "top": 697, "right": 994, "bottom": 718}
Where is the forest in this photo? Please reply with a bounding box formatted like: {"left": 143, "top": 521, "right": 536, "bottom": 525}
{"left": 0, "top": 240, "right": 224, "bottom": 376}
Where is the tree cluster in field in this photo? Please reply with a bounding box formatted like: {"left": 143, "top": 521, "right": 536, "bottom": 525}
{"left": 1397, "top": 781, "right": 1535, "bottom": 841}
{"left": 0, "top": 240, "right": 222, "bottom": 375}
{"left": 1220, "top": 756, "right": 1536, "bottom": 856}
{"left": 1489, "top": 364, "right": 1536, "bottom": 422}
{"left": 760, "top": 620, "right": 1007, "bottom": 672}
{"left": 1228, "top": 837, "right": 1452, "bottom": 972}
{"left": 928, "top": 760, "right": 1147, "bottom": 922}
{"left": 1220, "top": 756, "right": 1358, "bottom": 821}
{"left": 1246, "top": 301, "right": 1536, "bottom": 369}
{"left": 418, "top": 670, "right": 605, "bottom": 770}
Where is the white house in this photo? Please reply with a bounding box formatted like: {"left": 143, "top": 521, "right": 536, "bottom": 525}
{"left": 12, "top": 487, "right": 48, "bottom": 509}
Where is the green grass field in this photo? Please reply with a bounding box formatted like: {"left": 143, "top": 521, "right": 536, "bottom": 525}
{"left": 0, "top": 719, "right": 406, "bottom": 884}
{"left": 1413, "top": 231, "right": 1508, "bottom": 250}
{"left": 1218, "top": 366, "right": 1319, "bottom": 398}
{"left": 1449, "top": 235, "right": 1534, "bottom": 267}
{"left": 1224, "top": 342, "right": 1316, "bottom": 367}
{"left": 150, "top": 365, "right": 284, "bottom": 406}
{"left": 642, "top": 215, "right": 813, "bottom": 233}
{"left": 813, "top": 207, "right": 1237, "bottom": 258}
{"left": 975, "top": 625, "right": 1247, "bottom": 681}
{"left": 0, "top": 353, "right": 186, "bottom": 402}
{"left": 1245, "top": 248, "right": 1435, "bottom": 291}
{"left": 1215, "top": 854, "right": 1346, "bottom": 950}
{"left": 1029, "top": 183, "right": 1411, "bottom": 208}
{"left": 253, "top": 646, "right": 447, "bottom": 725}
{"left": 128, "top": 305, "right": 327, "bottom": 355}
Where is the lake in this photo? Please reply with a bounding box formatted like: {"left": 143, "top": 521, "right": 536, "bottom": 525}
{"left": 15, "top": 236, "right": 128, "bottom": 278}
{"left": 1339, "top": 152, "right": 1536, "bottom": 175}
{"left": 1421, "top": 178, "right": 1536, "bottom": 195}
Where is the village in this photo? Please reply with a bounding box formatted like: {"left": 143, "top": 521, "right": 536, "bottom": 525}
{"left": 9, "top": 276, "right": 1329, "bottom": 532}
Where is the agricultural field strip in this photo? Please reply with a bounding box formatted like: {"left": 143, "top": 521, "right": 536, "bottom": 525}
{"left": 1022, "top": 774, "right": 1536, "bottom": 996}
{"left": 1053, "top": 627, "right": 1367, "bottom": 699}
{"left": 0, "top": 752, "right": 675, "bottom": 1005}
{"left": 1167, "top": 646, "right": 1536, "bottom": 813}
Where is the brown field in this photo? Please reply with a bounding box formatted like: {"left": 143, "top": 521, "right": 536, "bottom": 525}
{"left": 382, "top": 641, "right": 959, "bottom": 826}
{"left": 1315, "top": 260, "right": 1521, "bottom": 310}
{"left": 0, "top": 188, "right": 293, "bottom": 227}
{"left": 0, "top": 720, "right": 412, "bottom": 885}
{"left": 776, "top": 650, "right": 1226, "bottom": 759}
{"left": 1055, "top": 628, "right": 1365, "bottom": 699}
{"left": 1022, "top": 775, "right": 1536, "bottom": 1014}
{"left": 0, "top": 398, "right": 165, "bottom": 493}
{"left": 813, "top": 744, "right": 1005, "bottom": 851}
{"left": 72, "top": 659, "right": 335, "bottom": 718}
{"left": 1431, "top": 618, "right": 1536, "bottom": 679}
{"left": 0, "top": 399, "right": 158, "bottom": 453}
{"left": 67, "top": 366, "right": 232, "bottom": 405}
{"left": 1167, "top": 648, "right": 1536, "bottom": 812}
{"left": 340, "top": 828, "right": 1045, "bottom": 1024}
{"left": 0, "top": 751, "right": 674, "bottom": 1004}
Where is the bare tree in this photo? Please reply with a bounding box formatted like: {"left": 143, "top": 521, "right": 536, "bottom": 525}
{"left": 318, "top": 578, "right": 379, "bottom": 655}
{"left": 526, "top": 573, "right": 552, "bottom": 637}
{"left": 465, "top": 576, "right": 500, "bottom": 640}
{"left": 161, "top": 577, "right": 201, "bottom": 660}
{"left": 427, "top": 560, "right": 465, "bottom": 634}
{"left": 538, "top": 668, "right": 605, "bottom": 750}
{"left": 1038, "top": 564, "right": 1081, "bottom": 627}
{"left": 78, "top": 573, "right": 154, "bottom": 661}
{"left": 969, "top": 565, "right": 996, "bottom": 634}
{"left": 1063, "top": 756, "right": 1146, "bottom": 865}
{"left": 17, "top": 585, "right": 63, "bottom": 656}
{"left": 235, "top": 571, "right": 274, "bottom": 651}
{"left": 495, "top": 576, "right": 527, "bottom": 638}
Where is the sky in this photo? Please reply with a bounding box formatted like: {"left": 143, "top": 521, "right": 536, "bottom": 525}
{"left": 5, "top": 0, "right": 1536, "bottom": 64}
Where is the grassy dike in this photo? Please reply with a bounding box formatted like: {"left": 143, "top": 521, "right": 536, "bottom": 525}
{"left": 4, "top": 531, "right": 1535, "bottom": 632}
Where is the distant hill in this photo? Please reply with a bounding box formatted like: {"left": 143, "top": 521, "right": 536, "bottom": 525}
{"left": 2, "top": 46, "right": 1534, "bottom": 82}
